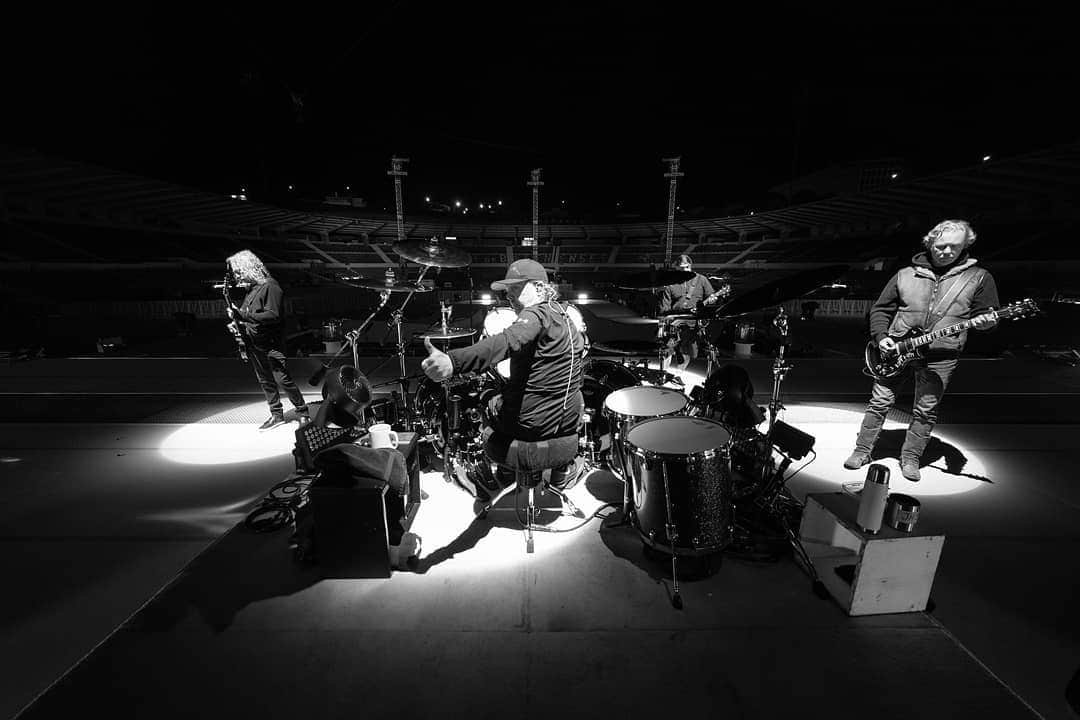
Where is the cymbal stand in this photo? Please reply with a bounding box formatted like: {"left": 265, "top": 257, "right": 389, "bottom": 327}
{"left": 751, "top": 306, "right": 826, "bottom": 597}
{"left": 386, "top": 264, "right": 431, "bottom": 423}
{"left": 351, "top": 290, "right": 392, "bottom": 370}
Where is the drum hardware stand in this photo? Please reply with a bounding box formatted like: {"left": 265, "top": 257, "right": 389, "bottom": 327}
{"left": 761, "top": 306, "right": 792, "bottom": 489}
{"left": 385, "top": 264, "right": 432, "bottom": 425}
{"left": 306, "top": 290, "right": 391, "bottom": 388}
{"left": 660, "top": 461, "right": 684, "bottom": 609}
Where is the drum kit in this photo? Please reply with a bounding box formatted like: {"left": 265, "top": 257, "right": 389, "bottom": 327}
{"left": 321, "top": 238, "right": 834, "bottom": 601}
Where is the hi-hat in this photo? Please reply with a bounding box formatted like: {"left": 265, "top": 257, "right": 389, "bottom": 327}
{"left": 615, "top": 269, "right": 695, "bottom": 289}
{"left": 416, "top": 326, "right": 477, "bottom": 341}
{"left": 393, "top": 237, "right": 471, "bottom": 268}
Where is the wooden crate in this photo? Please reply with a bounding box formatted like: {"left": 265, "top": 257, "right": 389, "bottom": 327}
{"left": 799, "top": 492, "right": 945, "bottom": 616}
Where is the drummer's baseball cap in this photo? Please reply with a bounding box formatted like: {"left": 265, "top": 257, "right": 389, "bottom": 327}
{"left": 491, "top": 259, "right": 549, "bottom": 291}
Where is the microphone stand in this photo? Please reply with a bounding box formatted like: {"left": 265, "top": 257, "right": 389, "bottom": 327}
{"left": 308, "top": 290, "right": 391, "bottom": 387}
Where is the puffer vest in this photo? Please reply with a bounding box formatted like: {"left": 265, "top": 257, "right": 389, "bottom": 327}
{"left": 887, "top": 255, "right": 986, "bottom": 352}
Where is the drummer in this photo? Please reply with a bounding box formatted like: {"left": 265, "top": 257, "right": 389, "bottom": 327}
{"left": 657, "top": 254, "right": 725, "bottom": 372}
{"left": 421, "top": 259, "right": 587, "bottom": 495}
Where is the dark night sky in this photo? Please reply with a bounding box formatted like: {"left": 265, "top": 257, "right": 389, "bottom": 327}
{"left": 4, "top": 4, "right": 1077, "bottom": 219}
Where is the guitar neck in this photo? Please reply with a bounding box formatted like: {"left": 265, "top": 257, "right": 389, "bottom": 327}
{"left": 902, "top": 319, "right": 976, "bottom": 351}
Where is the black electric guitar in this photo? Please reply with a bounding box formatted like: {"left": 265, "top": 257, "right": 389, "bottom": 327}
{"left": 221, "top": 275, "right": 249, "bottom": 363}
{"left": 864, "top": 298, "right": 1039, "bottom": 380}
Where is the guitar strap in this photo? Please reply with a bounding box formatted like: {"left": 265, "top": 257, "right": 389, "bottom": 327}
{"left": 925, "top": 267, "right": 984, "bottom": 331}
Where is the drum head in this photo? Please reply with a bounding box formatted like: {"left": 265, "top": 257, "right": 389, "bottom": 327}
{"left": 483, "top": 306, "right": 518, "bottom": 337}
{"left": 604, "top": 386, "right": 687, "bottom": 418}
{"left": 626, "top": 416, "right": 730, "bottom": 455}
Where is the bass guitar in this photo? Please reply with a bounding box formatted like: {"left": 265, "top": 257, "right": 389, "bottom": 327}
{"left": 864, "top": 298, "right": 1039, "bottom": 380}
{"left": 221, "top": 274, "right": 249, "bottom": 363}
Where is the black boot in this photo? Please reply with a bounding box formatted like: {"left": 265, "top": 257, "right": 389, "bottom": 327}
{"left": 844, "top": 411, "right": 885, "bottom": 469}
{"left": 259, "top": 413, "right": 286, "bottom": 431}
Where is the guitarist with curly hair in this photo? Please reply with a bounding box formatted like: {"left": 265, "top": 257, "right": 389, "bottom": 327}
{"left": 845, "top": 220, "right": 999, "bottom": 481}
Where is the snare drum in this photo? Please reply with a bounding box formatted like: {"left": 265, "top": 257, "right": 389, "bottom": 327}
{"left": 624, "top": 416, "right": 733, "bottom": 555}
{"left": 482, "top": 306, "right": 517, "bottom": 379}
{"left": 603, "top": 386, "right": 688, "bottom": 479}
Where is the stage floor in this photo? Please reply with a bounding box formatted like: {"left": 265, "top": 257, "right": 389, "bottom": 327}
{"left": 2, "top": 357, "right": 1079, "bottom": 718}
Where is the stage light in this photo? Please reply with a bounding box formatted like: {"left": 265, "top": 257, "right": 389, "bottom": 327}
{"left": 288, "top": 185, "right": 294, "bottom": 191}
{"left": 982, "top": 155, "right": 991, "bottom": 162}
{"left": 481, "top": 293, "right": 492, "bottom": 302}
{"left": 241, "top": 187, "right": 246, "bottom": 193}
{"left": 425, "top": 196, "right": 431, "bottom": 202}
{"left": 497, "top": 200, "right": 502, "bottom": 206}
{"left": 479, "top": 203, "right": 484, "bottom": 209}
{"left": 890, "top": 173, "right": 899, "bottom": 179}
{"left": 345, "top": 185, "right": 350, "bottom": 191}
{"left": 577, "top": 293, "right": 588, "bottom": 301}
{"left": 454, "top": 200, "right": 461, "bottom": 207}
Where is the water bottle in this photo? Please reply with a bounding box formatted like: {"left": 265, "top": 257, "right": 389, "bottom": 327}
{"left": 856, "top": 464, "right": 890, "bottom": 534}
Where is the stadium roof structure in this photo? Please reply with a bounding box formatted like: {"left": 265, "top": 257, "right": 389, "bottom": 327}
{"left": 2, "top": 141, "right": 1078, "bottom": 271}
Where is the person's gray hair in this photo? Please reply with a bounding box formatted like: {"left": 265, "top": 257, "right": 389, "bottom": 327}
{"left": 532, "top": 280, "right": 560, "bottom": 303}
{"left": 923, "top": 220, "right": 977, "bottom": 249}
{"left": 226, "top": 250, "right": 271, "bottom": 284}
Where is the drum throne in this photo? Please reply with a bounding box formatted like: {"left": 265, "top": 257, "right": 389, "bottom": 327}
{"left": 479, "top": 431, "right": 586, "bottom": 553}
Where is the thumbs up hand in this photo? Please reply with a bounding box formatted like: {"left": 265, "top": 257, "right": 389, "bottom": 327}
{"left": 421, "top": 336, "right": 453, "bottom": 381}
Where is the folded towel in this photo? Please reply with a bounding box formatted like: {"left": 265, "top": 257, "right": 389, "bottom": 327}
{"left": 314, "top": 442, "right": 409, "bottom": 496}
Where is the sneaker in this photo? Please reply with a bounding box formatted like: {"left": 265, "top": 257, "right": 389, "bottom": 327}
{"left": 258, "top": 414, "right": 286, "bottom": 431}
{"left": 843, "top": 452, "right": 871, "bottom": 470}
{"left": 900, "top": 458, "right": 921, "bottom": 482}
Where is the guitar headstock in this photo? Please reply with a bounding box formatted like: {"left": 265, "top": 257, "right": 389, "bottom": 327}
{"left": 996, "top": 298, "right": 1040, "bottom": 320}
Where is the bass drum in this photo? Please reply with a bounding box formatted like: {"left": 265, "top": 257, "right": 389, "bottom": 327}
{"left": 581, "top": 359, "right": 640, "bottom": 453}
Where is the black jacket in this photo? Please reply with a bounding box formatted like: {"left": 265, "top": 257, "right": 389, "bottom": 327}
{"left": 448, "top": 301, "right": 585, "bottom": 440}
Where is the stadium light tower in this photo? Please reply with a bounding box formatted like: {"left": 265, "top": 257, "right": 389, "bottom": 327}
{"left": 528, "top": 168, "right": 544, "bottom": 262}
{"left": 388, "top": 156, "right": 410, "bottom": 245}
{"left": 663, "top": 156, "right": 683, "bottom": 266}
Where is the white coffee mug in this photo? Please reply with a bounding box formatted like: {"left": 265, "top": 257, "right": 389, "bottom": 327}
{"left": 367, "top": 423, "right": 399, "bottom": 449}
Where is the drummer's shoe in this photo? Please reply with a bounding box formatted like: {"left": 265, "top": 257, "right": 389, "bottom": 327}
{"left": 843, "top": 451, "right": 872, "bottom": 470}
{"left": 549, "top": 457, "right": 585, "bottom": 492}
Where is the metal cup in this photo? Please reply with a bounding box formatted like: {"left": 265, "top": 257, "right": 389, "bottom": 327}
{"left": 885, "top": 493, "right": 921, "bottom": 532}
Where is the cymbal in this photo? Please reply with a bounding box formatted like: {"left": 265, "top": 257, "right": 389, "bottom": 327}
{"left": 658, "top": 310, "right": 703, "bottom": 321}
{"left": 393, "top": 238, "right": 471, "bottom": 268}
{"left": 416, "top": 326, "right": 477, "bottom": 340}
{"left": 453, "top": 298, "right": 509, "bottom": 306}
{"left": 615, "top": 269, "right": 695, "bottom": 289}
{"left": 711, "top": 264, "right": 849, "bottom": 317}
{"left": 345, "top": 277, "right": 433, "bottom": 293}
{"left": 591, "top": 340, "right": 661, "bottom": 356}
